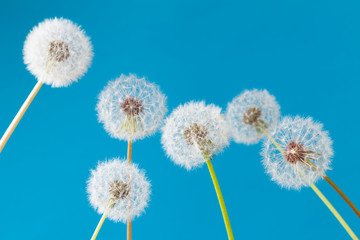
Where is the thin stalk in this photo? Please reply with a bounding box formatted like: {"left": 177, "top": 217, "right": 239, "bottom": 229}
{"left": 310, "top": 183, "right": 359, "bottom": 240}
{"left": 0, "top": 81, "right": 43, "bottom": 153}
{"left": 205, "top": 158, "right": 234, "bottom": 240}
{"left": 323, "top": 175, "right": 360, "bottom": 219}
{"left": 257, "top": 124, "right": 284, "bottom": 154}
{"left": 127, "top": 139, "right": 133, "bottom": 240}
{"left": 127, "top": 140, "right": 132, "bottom": 164}
{"left": 305, "top": 157, "right": 360, "bottom": 220}
{"left": 90, "top": 204, "right": 111, "bottom": 240}
{"left": 257, "top": 125, "right": 358, "bottom": 238}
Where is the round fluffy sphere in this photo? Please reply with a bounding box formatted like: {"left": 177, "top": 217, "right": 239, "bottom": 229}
{"left": 96, "top": 74, "right": 167, "bottom": 141}
{"left": 162, "top": 101, "right": 230, "bottom": 170}
{"left": 23, "top": 18, "right": 93, "bottom": 87}
{"left": 87, "top": 158, "right": 151, "bottom": 223}
{"left": 262, "top": 116, "right": 333, "bottom": 190}
{"left": 226, "top": 89, "right": 280, "bottom": 145}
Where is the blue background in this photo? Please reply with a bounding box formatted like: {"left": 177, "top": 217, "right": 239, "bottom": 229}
{"left": 0, "top": 0, "right": 359, "bottom": 239}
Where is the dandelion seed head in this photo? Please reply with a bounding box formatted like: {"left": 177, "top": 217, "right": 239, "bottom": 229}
{"left": 226, "top": 89, "right": 280, "bottom": 145}
{"left": 262, "top": 116, "right": 333, "bottom": 190}
{"left": 161, "top": 101, "right": 229, "bottom": 170}
{"left": 87, "top": 158, "right": 151, "bottom": 223}
{"left": 96, "top": 74, "right": 167, "bottom": 141}
{"left": 23, "top": 18, "right": 93, "bottom": 88}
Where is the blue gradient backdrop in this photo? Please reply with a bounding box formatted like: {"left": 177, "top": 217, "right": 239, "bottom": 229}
{"left": 0, "top": 0, "right": 360, "bottom": 239}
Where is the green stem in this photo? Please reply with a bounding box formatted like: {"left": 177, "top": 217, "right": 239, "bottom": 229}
{"left": 205, "top": 158, "right": 234, "bottom": 240}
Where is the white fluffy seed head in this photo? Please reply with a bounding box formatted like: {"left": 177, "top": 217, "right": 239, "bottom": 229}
{"left": 226, "top": 89, "right": 281, "bottom": 145}
{"left": 87, "top": 158, "right": 151, "bottom": 223}
{"left": 23, "top": 18, "right": 93, "bottom": 87}
{"left": 161, "top": 101, "right": 230, "bottom": 170}
{"left": 262, "top": 116, "right": 333, "bottom": 190}
{"left": 96, "top": 74, "right": 167, "bottom": 142}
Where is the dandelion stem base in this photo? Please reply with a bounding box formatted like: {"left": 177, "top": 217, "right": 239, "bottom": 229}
{"left": 206, "top": 159, "right": 234, "bottom": 240}
{"left": 91, "top": 207, "right": 109, "bottom": 240}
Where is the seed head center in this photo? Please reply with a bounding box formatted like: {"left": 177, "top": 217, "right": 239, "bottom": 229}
{"left": 109, "top": 180, "right": 130, "bottom": 201}
{"left": 184, "top": 123, "right": 208, "bottom": 146}
{"left": 243, "top": 107, "right": 262, "bottom": 125}
{"left": 184, "top": 123, "right": 215, "bottom": 157}
{"left": 120, "top": 97, "right": 144, "bottom": 117}
{"left": 49, "top": 40, "right": 70, "bottom": 62}
{"left": 285, "top": 141, "right": 306, "bottom": 164}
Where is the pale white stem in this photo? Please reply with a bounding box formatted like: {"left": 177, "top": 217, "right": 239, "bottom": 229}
{"left": 0, "top": 81, "right": 43, "bottom": 153}
{"left": 90, "top": 207, "right": 110, "bottom": 240}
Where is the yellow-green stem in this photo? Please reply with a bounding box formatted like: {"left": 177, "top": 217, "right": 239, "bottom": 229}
{"left": 91, "top": 207, "right": 110, "bottom": 240}
{"left": 305, "top": 160, "right": 360, "bottom": 219}
{"left": 257, "top": 124, "right": 284, "bottom": 154}
{"left": 310, "top": 183, "right": 359, "bottom": 240}
{"left": 206, "top": 158, "right": 234, "bottom": 240}
{"left": 258, "top": 125, "right": 358, "bottom": 239}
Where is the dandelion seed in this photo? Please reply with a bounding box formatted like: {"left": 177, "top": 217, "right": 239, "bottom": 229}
{"left": 226, "top": 89, "right": 280, "bottom": 145}
{"left": 0, "top": 17, "right": 93, "bottom": 153}
{"left": 87, "top": 158, "right": 151, "bottom": 223}
{"left": 161, "top": 101, "right": 229, "bottom": 170}
{"left": 96, "top": 74, "right": 167, "bottom": 142}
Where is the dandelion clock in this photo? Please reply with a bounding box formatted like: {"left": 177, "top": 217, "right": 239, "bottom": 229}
{"left": 162, "top": 101, "right": 229, "bottom": 170}
{"left": 262, "top": 116, "right": 358, "bottom": 239}
{"left": 162, "top": 101, "right": 234, "bottom": 240}
{"left": 226, "top": 89, "right": 280, "bottom": 145}
{"left": 0, "top": 17, "right": 93, "bottom": 153}
{"left": 262, "top": 116, "right": 333, "bottom": 190}
{"left": 96, "top": 74, "right": 167, "bottom": 142}
{"left": 87, "top": 158, "right": 151, "bottom": 240}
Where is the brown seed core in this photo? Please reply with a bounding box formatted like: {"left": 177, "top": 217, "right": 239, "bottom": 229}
{"left": 184, "top": 123, "right": 208, "bottom": 146}
{"left": 49, "top": 40, "right": 70, "bottom": 62}
{"left": 109, "top": 180, "right": 130, "bottom": 201}
{"left": 285, "top": 141, "right": 306, "bottom": 164}
{"left": 243, "top": 107, "right": 262, "bottom": 125}
{"left": 120, "top": 97, "right": 144, "bottom": 117}
{"left": 184, "top": 123, "right": 215, "bottom": 157}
